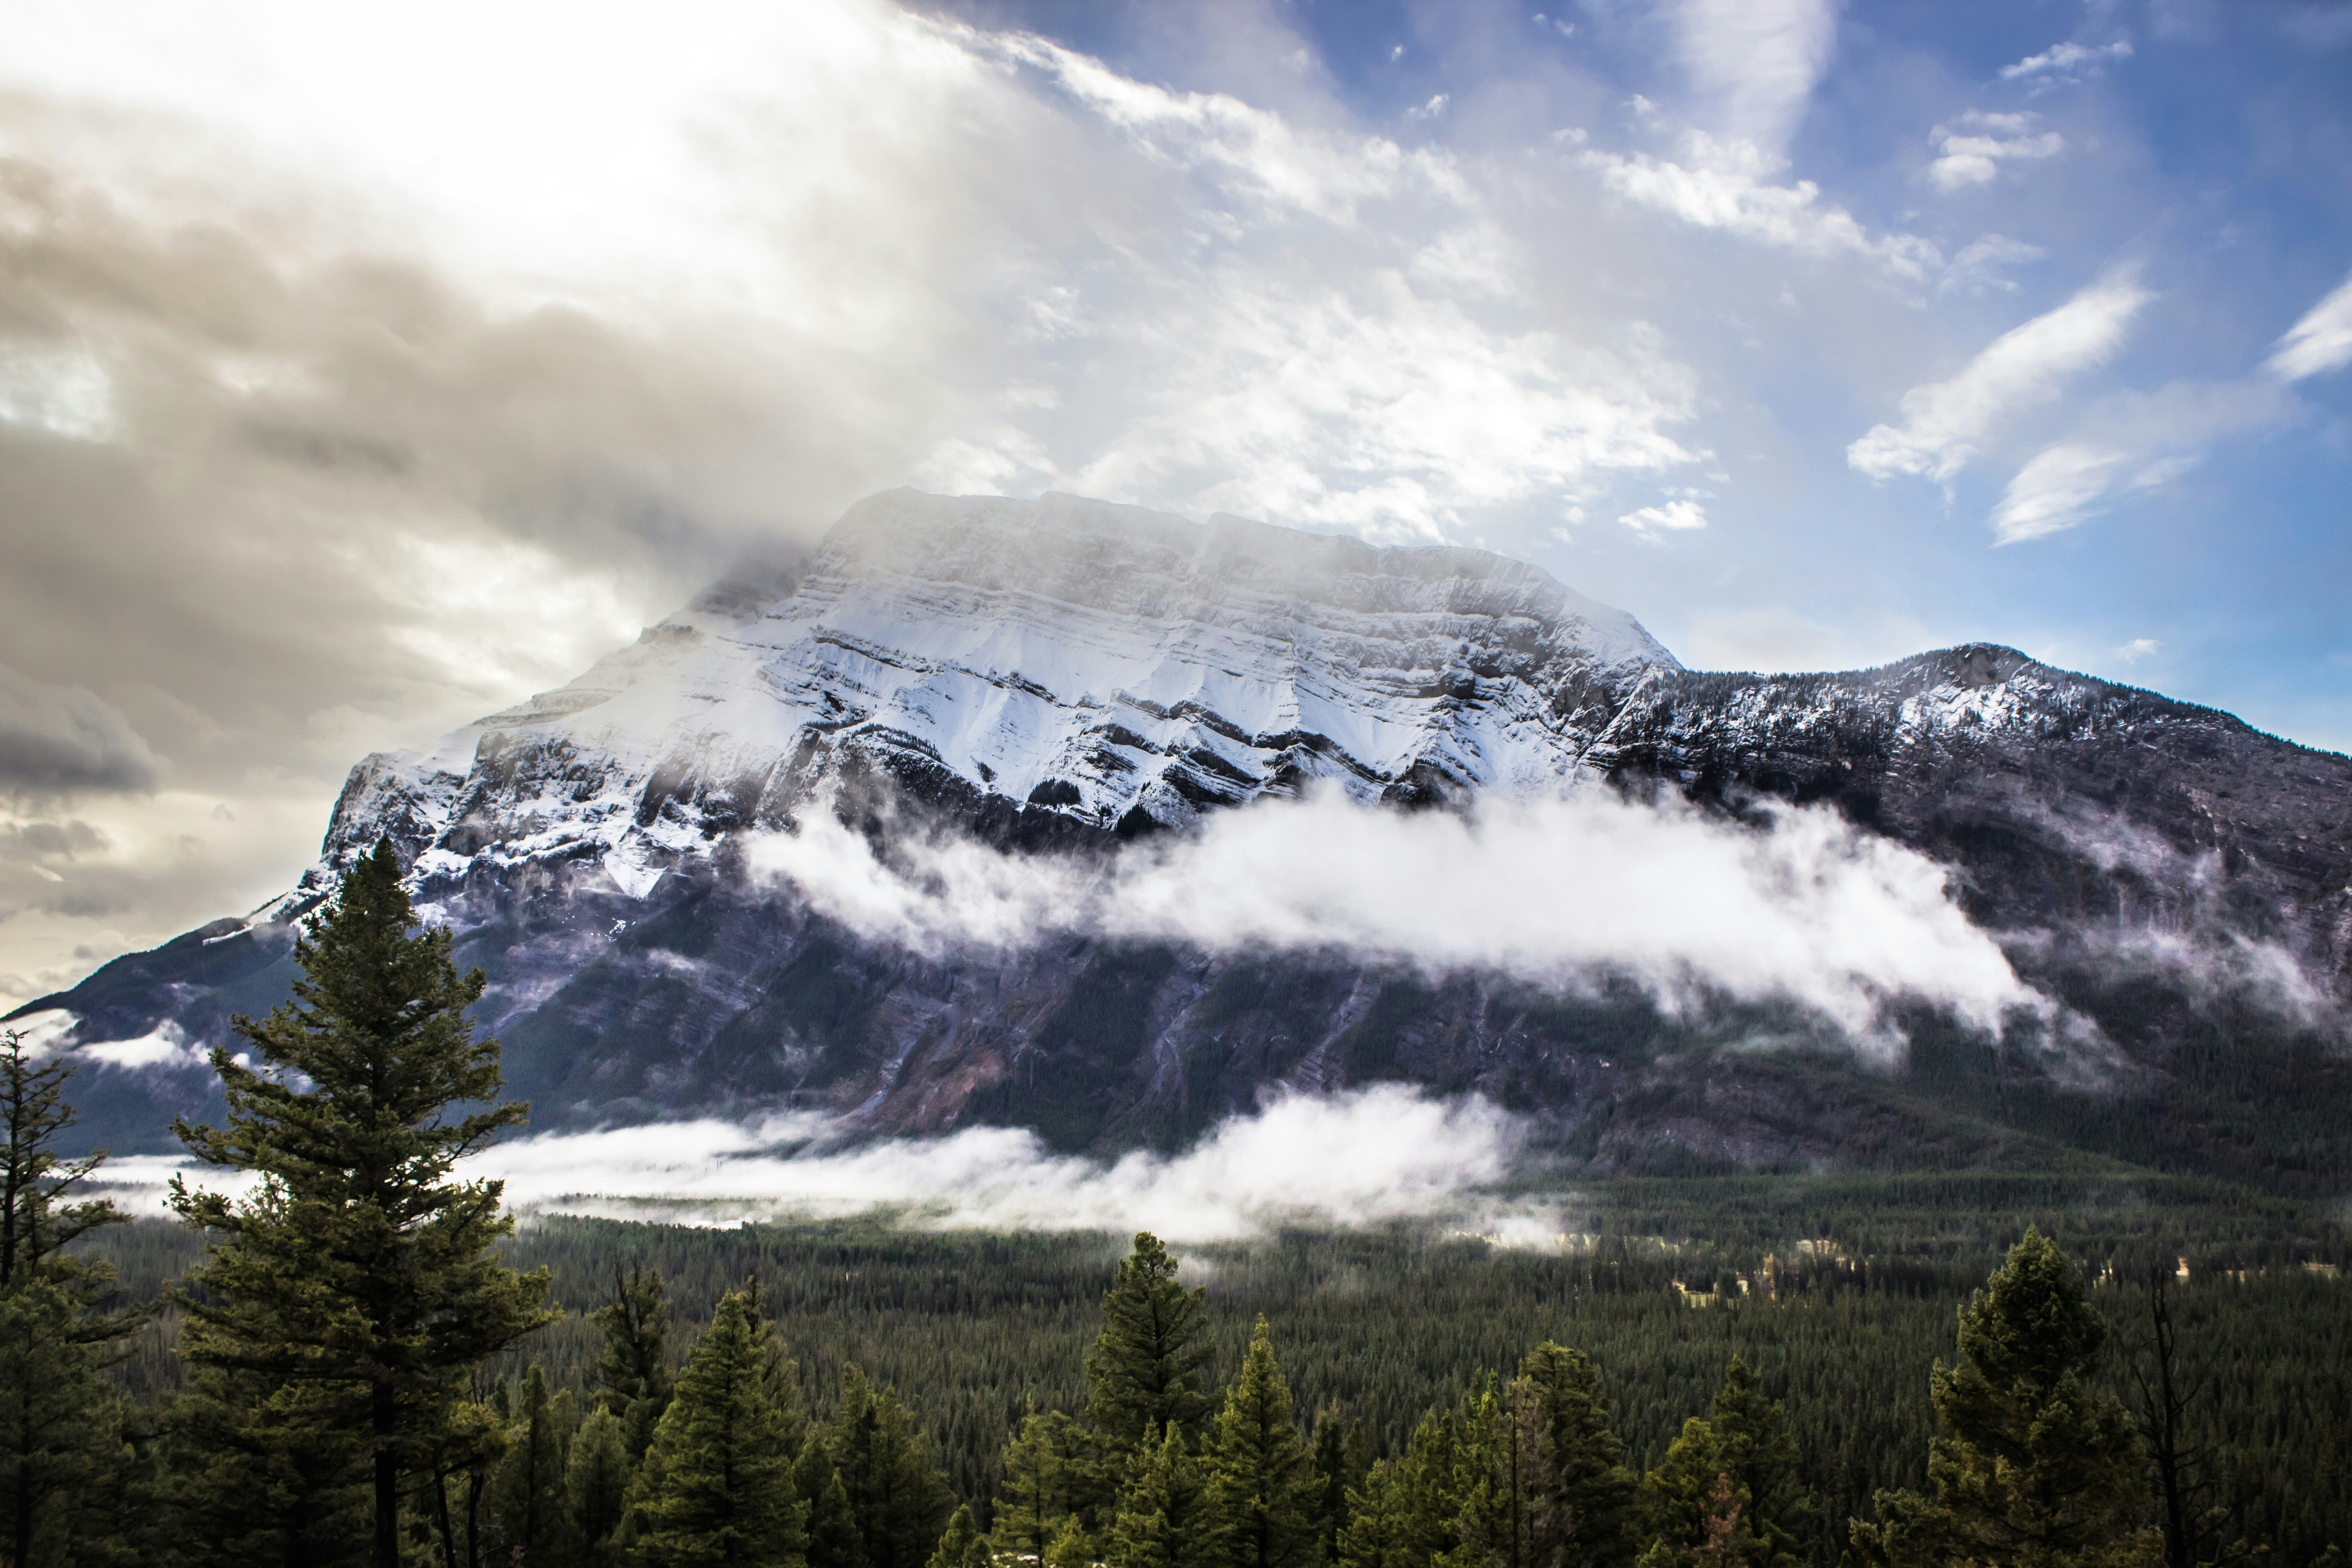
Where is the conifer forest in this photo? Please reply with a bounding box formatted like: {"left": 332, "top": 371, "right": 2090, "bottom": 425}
{"left": 9, "top": 851, "right": 2350, "bottom": 1568}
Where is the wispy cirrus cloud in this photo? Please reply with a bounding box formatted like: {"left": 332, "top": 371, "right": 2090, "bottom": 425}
{"left": 1998, "top": 39, "right": 2133, "bottom": 83}
{"left": 1577, "top": 134, "right": 1939, "bottom": 279}
{"left": 1991, "top": 378, "right": 2294, "bottom": 544}
{"left": 2263, "top": 267, "right": 2352, "bottom": 382}
{"left": 1670, "top": 0, "right": 1840, "bottom": 159}
{"left": 1847, "top": 271, "right": 2152, "bottom": 484}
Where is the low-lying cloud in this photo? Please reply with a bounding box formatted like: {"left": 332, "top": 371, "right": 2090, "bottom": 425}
{"left": 99, "top": 1086, "right": 1560, "bottom": 1241}
{"left": 750, "top": 786, "right": 2041, "bottom": 1051}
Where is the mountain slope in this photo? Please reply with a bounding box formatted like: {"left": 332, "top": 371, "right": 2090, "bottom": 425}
{"left": 15, "top": 492, "right": 2352, "bottom": 1188}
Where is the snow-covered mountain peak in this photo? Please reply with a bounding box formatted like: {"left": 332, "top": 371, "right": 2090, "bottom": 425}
{"left": 310, "top": 489, "right": 1682, "bottom": 900}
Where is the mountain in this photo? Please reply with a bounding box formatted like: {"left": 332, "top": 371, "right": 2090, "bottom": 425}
{"left": 15, "top": 491, "right": 2352, "bottom": 1189}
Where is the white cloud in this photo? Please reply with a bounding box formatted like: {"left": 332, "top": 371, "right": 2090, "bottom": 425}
{"left": 1924, "top": 113, "right": 2065, "bottom": 192}
{"left": 103, "top": 1088, "right": 1557, "bottom": 1241}
{"left": 1620, "top": 498, "right": 1709, "bottom": 534}
{"left": 1939, "top": 234, "right": 2047, "bottom": 297}
{"left": 1847, "top": 272, "right": 2152, "bottom": 483}
{"left": 1990, "top": 377, "right": 2294, "bottom": 543}
{"left": 1672, "top": 0, "right": 1840, "bottom": 158}
{"left": 1578, "top": 135, "right": 1939, "bottom": 279}
{"left": 1998, "top": 39, "right": 2134, "bottom": 81}
{"left": 751, "top": 785, "right": 2042, "bottom": 1054}
{"left": 2116, "top": 638, "right": 2160, "bottom": 663}
{"left": 1991, "top": 442, "right": 2134, "bottom": 542}
{"left": 2264, "top": 267, "right": 2352, "bottom": 382}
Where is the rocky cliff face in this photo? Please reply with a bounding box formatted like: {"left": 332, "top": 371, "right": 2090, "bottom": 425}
{"left": 16, "top": 493, "right": 2352, "bottom": 1190}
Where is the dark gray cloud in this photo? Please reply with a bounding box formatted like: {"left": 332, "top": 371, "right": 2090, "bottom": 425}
{"left": 0, "top": 662, "right": 163, "bottom": 795}
{"left": 0, "top": 818, "right": 111, "bottom": 858}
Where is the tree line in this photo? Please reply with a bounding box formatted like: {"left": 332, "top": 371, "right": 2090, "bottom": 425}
{"left": 3, "top": 844, "right": 2337, "bottom": 1565}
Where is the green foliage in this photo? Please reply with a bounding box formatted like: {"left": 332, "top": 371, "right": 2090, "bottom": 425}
{"left": 1638, "top": 1357, "right": 1808, "bottom": 1568}
{"left": 162, "top": 1369, "right": 372, "bottom": 1568}
{"left": 634, "top": 1283, "right": 810, "bottom": 1568}
{"left": 1088, "top": 1233, "right": 1214, "bottom": 1459}
{"left": 992, "top": 1404, "right": 1108, "bottom": 1563}
{"left": 830, "top": 1364, "right": 955, "bottom": 1568}
{"left": 802, "top": 1428, "right": 866, "bottom": 1568}
{"left": 926, "top": 1502, "right": 988, "bottom": 1568}
{"left": 1336, "top": 1406, "right": 1468, "bottom": 1568}
{"left": 1208, "top": 1317, "right": 1317, "bottom": 1568}
{"left": 1852, "top": 1229, "right": 2160, "bottom": 1568}
{"left": 488, "top": 1363, "right": 578, "bottom": 1567}
{"left": 1110, "top": 1421, "right": 1221, "bottom": 1568}
{"left": 594, "top": 1263, "right": 674, "bottom": 1463}
{"left": 568, "top": 1402, "right": 633, "bottom": 1565}
{"left": 1310, "top": 1410, "right": 1371, "bottom": 1567}
{"left": 166, "top": 841, "right": 557, "bottom": 1568}
{"left": 0, "top": 1029, "right": 140, "bottom": 1568}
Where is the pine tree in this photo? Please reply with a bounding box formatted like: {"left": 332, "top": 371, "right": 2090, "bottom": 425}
{"left": 1336, "top": 1410, "right": 1465, "bottom": 1568}
{"left": 1850, "top": 1228, "right": 2159, "bottom": 1568}
{"left": 1087, "top": 1234, "right": 1213, "bottom": 1459}
{"left": 831, "top": 1364, "right": 956, "bottom": 1568}
{"left": 801, "top": 1430, "right": 867, "bottom": 1568}
{"left": 927, "top": 1503, "right": 988, "bottom": 1568}
{"left": 0, "top": 1029, "right": 141, "bottom": 1568}
{"left": 0, "top": 1029, "right": 124, "bottom": 1285}
{"left": 488, "top": 1364, "right": 577, "bottom": 1567}
{"left": 1046, "top": 1515, "right": 1093, "bottom": 1568}
{"left": 568, "top": 1403, "right": 632, "bottom": 1566}
{"left": 633, "top": 1283, "right": 808, "bottom": 1568}
{"left": 1309, "top": 1409, "right": 1370, "bottom": 1568}
{"left": 594, "top": 1263, "right": 674, "bottom": 1463}
{"left": 1513, "top": 1341, "right": 1640, "bottom": 1568}
{"left": 162, "top": 1368, "right": 372, "bottom": 1568}
{"left": 1109, "top": 1422, "right": 1221, "bottom": 1568}
{"left": 1639, "top": 1357, "right": 1809, "bottom": 1568}
{"left": 167, "top": 841, "right": 557, "bottom": 1568}
{"left": 1207, "top": 1317, "right": 1316, "bottom": 1568}
{"left": 991, "top": 1405, "right": 1108, "bottom": 1565}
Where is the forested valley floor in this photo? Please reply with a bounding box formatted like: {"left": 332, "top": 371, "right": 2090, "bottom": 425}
{"left": 84, "top": 1174, "right": 2352, "bottom": 1565}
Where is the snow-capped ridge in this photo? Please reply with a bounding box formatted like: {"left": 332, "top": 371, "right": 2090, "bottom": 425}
{"left": 310, "top": 489, "right": 1686, "bottom": 894}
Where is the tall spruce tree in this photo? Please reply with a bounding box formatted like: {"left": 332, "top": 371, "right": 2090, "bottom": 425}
{"left": 1335, "top": 1408, "right": 1467, "bottom": 1568}
{"left": 593, "top": 1263, "right": 674, "bottom": 1463}
{"left": 568, "top": 1403, "right": 632, "bottom": 1567}
{"left": 1309, "top": 1409, "right": 1371, "bottom": 1568}
{"left": 800, "top": 1430, "right": 867, "bottom": 1568}
{"left": 1639, "top": 1357, "right": 1809, "bottom": 1568}
{"left": 632, "top": 1283, "right": 808, "bottom": 1568}
{"left": 488, "top": 1364, "right": 577, "bottom": 1568}
{"left": 1514, "top": 1341, "right": 1640, "bottom": 1568}
{"left": 167, "top": 841, "right": 556, "bottom": 1568}
{"left": 926, "top": 1504, "right": 988, "bottom": 1568}
{"left": 992, "top": 1403, "right": 1111, "bottom": 1563}
{"left": 1851, "top": 1228, "right": 2158, "bottom": 1568}
{"left": 1088, "top": 1234, "right": 1214, "bottom": 1459}
{"left": 1109, "top": 1422, "right": 1222, "bottom": 1568}
{"left": 829, "top": 1365, "right": 954, "bottom": 1568}
{"left": 0, "top": 1029, "right": 140, "bottom": 1568}
{"left": 1207, "top": 1317, "right": 1317, "bottom": 1568}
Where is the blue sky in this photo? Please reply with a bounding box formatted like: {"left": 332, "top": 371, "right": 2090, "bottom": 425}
{"left": 912, "top": 0, "right": 2352, "bottom": 745}
{"left": 0, "top": 0, "right": 2347, "bottom": 996}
